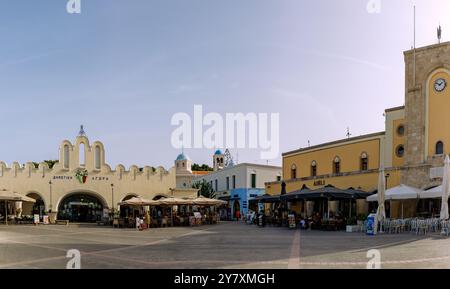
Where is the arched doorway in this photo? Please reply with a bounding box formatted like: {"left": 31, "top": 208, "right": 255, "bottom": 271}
{"left": 119, "top": 194, "right": 139, "bottom": 218}
{"left": 153, "top": 195, "right": 167, "bottom": 201}
{"left": 23, "top": 192, "right": 45, "bottom": 216}
{"left": 233, "top": 200, "right": 241, "bottom": 219}
{"left": 57, "top": 193, "right": 106, "bottom": 222}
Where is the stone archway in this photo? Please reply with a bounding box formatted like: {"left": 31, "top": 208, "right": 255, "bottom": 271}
{"left": 57, "top": 191, "right": 107, "bottom": 223}
{"left": 153, "top": 194, "right": 168, "bottom": 201}
{"left": 119, "top": 194, "right": 139, "bottom": 218}
{"left": 23, "top": 192, "right": 46, "bottom": 216}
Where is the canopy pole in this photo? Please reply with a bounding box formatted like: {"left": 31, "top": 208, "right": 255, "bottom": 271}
{"left": 349, "top": 199, "right": 352, "bottom": 218}
{"left": 5, "top": 201, "right": 8, "bottom": 226}
{"left": 402, "top": 202, "right": 404, "bottom": 219}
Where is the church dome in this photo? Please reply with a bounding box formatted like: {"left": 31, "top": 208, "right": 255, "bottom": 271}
{"left": 214, "top": 149, "right": 223, "bottom": 155}
{"left": 176, "top": 153, "right": 189, "bottom": 161}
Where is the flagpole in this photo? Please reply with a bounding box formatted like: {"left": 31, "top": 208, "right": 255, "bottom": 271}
{"left": 413, "top": 5, "right": 416, "bottom": 87}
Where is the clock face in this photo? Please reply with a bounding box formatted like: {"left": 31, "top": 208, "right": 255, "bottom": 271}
{"left": 435, "top": 78, "right": 447, "bottom": 92}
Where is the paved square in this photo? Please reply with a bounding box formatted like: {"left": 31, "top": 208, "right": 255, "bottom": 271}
{"left": 1, "top": 222, "right": 450, "bottom": 269}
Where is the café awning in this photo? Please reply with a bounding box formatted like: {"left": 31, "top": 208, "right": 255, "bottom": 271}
{"left": 190, "top": 196, "right": 227, "bottom": 206}
{"left": 118, "top": 197, "right": 160, "bottom": 206}
{"left": 367, "top": 184, "right": 421, "bottom": 202}
{"left": 0, "top": 190, "right": 36, "bottom": 203}
{"left": 249, "top": 194, "right": 280, "bottom": 203}
{"left": 158, "top": 197, "right": 194, "bottom": 206}
{"left": 280, "top": 185, "right": 312, "bottom": 201}
{"left": 420, "top": 185, "right": 444, "bottom": 199}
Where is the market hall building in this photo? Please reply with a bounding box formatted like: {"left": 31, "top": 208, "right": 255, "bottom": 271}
{"left": 265, "top": 41, "right": 450, "bottom": 219}
{"left": 0, "top": 129, "right": 197, "bottom": 222}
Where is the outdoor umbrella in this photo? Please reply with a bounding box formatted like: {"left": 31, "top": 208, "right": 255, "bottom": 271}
{"left": 367, "top": 185, "right": 421, "bottom": 202}
{"left": 158, "top": 197, "right": 194, "bottom": 206}
{"left": 118, "top": 196, "right": 160, "bottom": 206}
{"left": 0, "top": 190, "right": 36, "bottom": 225}
{"left": 280, "top": 185, "right": 312, "bottom": 201}
{"left": 374, "top": 168, "right": 386, "bottom": 234}
{"left": 158, "top": 198, "right": 195, "bottom": 226}
{"left": 191, "top": 196, "right": 227, "bottom": 206}
{"left": 420, "top": 185, "right": 443, "bottom": 199}
{"left": 367, "top": 184, "right": 421, "bottom": 219}
{"left": 440, "top": 155, "right": 450, "bottom": 221}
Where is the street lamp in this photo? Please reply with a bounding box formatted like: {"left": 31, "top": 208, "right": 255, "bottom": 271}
{"left": 48, "top": 180, "right": 53, "bottom": 212}
{"left": 111, "top": 184, "right": 114, "bottom": 212}
{"left": 385, "top": 173, "right": 391, "bottom": 190}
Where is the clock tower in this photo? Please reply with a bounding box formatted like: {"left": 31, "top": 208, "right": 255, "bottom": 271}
{"left": 402, "top": 41, "right": 450, "bottom": 188}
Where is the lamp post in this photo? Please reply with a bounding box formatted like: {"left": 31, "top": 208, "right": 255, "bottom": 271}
{"left": 111, "top": 184, "right": 114, "bottom": 213}
{"left": 385, "top": 173, "right": 390, "bottom": 190}
{"left": 48, "top": 180, "right": 53, "bottom": 212}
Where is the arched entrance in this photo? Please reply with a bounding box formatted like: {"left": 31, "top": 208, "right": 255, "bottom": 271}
{"left": 23, "top": 192, "right": 45, "bottom": 216}
{"left": 233, "top": 200, "right": 241, "bottom": 219}
{"left": 153, "top": 195, "right": 168, "bottom": 201}
{"left": 57, "top": 193, "right": 106, "bottom": 222}
{"left": 120, "top": 194, "right": 139, "bottom": 218}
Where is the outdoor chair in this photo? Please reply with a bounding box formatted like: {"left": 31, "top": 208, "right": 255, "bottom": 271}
{"left": 417, "top": 220, "right": 428, "bottom": 235}
{"left": 389, "top": 220, "right": 401, "bottom": 234}
{"left": 410, "top": 219, "right": 418, "bottom": 234}
{"left": 441, "top": 221, "right": 449, "bottom": 237}
{"left": 382, "top": 219, "right": 391, "bottom": 234}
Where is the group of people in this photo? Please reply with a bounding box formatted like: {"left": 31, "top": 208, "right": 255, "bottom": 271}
{"left": 246, "top": 208, "right": 349, "bottom": 231}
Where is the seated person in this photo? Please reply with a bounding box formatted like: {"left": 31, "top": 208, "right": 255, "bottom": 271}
{"left": 299, "top": 218, "right": 306, "bottom": 230}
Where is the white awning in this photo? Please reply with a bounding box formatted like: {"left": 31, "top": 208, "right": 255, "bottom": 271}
{"left": 420, "top": 185, "right": 443, "bottom": 199}
{"left": 367, "top": 184, "right": 421, "bottom": 202}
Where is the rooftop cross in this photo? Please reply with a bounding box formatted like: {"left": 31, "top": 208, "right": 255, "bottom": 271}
{"left": 79, "top": 125, "right": 86, "bottom": 137}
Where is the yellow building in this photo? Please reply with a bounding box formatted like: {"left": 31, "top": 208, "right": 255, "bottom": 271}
{"left": 266, "top": 41, "right": 450, "bottom": 219}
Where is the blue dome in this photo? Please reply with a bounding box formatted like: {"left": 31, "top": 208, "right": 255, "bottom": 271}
{"left": 176, "top": 153, "right": 189, "bottom": 161}
{"left": 214, "top": 149, "right": 223, "bottom": 155}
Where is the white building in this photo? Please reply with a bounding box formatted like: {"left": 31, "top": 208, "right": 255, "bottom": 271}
{"left": 193, "top": 153, "right": 281, "bottom": 219}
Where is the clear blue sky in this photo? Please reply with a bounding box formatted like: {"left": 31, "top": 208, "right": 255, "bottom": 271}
{"left": 0, "top": 0, "right": 448, "bottom": 169}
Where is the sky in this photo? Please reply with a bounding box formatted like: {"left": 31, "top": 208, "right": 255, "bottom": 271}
{"left": 0, "top": 0, "right": 449, "bottom": 170}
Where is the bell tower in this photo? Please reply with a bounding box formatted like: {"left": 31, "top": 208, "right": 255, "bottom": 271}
{"left": 213, "top": 149, "right": 224, "bottom": 171}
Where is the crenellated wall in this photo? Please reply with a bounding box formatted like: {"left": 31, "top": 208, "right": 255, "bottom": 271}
{"left": 0, "top": 135, "right": 197, "bottom": 214}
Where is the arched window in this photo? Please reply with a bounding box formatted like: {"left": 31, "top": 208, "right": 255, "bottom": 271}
{"left": 63, "top": 145, "right": 70, "bottom": 169}
{"left": 333, "top": 157, "right": 341, "bottom": 174}
{"left": 95, "top": 146, "right": 101, "bottom": 170}
{"left": 361, "top": 152, "right": 369, "bottom": 171}
{"left": 436, "top": 141, "right": 444, "bottom": 155}
{"left": 311, "top": 161, "right": 317, "bottom": 177}
{"left": 291, "top": 164, "right": 297, "bottom": 179}
{"left": 79, "top": 143, "right": 86, "bottom": 167}
{"left": 396, "top": 145, "right": 405, "bottom": 158}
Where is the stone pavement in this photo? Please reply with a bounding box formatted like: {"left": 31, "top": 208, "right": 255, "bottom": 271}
{"left": 0, "top": 222, "right": 449, "bottom": 269}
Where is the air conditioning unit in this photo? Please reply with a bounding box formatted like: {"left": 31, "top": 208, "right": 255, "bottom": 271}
{"left": 430, "top": 167, "right": 444, "bottom": 179}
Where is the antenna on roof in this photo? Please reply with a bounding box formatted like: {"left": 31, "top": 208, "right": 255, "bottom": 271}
{"left": 438, "top": 24, "right": 442, "bottom": 44}
{"left": 346, "top": 127, "right": 352, "bottom": 139}
{"left": 413, "top": 5, "right": 416, "bottom": 87}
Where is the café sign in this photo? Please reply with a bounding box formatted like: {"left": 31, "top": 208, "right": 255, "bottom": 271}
{"left": 313, "top": 179, "right": 325, "bottom": 186}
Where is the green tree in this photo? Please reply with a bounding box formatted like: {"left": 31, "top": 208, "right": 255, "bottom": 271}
{"left": 192, "top": 179, "right": 216, "bottom": 198}
{"left": 192, "top": 164, "right": 213, "bottom": 172}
